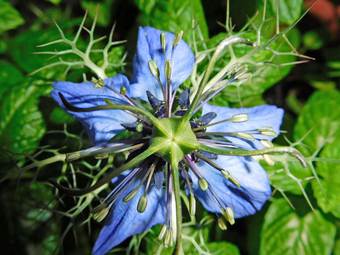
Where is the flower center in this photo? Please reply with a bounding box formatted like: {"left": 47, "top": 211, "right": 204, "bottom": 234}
{"left": 150, "top": 118, "right": 199, "bottom": 163}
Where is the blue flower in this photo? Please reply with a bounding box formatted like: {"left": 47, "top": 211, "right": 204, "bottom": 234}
{"left": 51, "top": 26, "right": 285, "bottom": 255}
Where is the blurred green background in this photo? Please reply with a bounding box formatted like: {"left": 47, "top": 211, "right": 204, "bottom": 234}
{"left": 0, "top": 0, "right": 339, "bottom": 254}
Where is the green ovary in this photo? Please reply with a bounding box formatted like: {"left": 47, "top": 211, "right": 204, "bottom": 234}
{"left": 150, "top": 118, "right": 199, "bottom": 163}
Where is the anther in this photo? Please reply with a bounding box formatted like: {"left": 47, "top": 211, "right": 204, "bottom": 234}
{"left": 229, "top": 113, "right": 248, "bottom": 123}
{"left": 137, "top": 194, "right": 148, "bottom": 213}
{"left": 158, "top": 225, "right": 167, "bottom": 240}
{"left": 258, "top": 128, "right": 276, "bottom": 137}
{"left": 136, "top": 122, "right": 144, "bottom": 133}
{"left": 173, "top": 30, "right": 183, "bottom": 47}
{"left": 223, "top": 207, "right": 235, "bottom": 225}
{"left": 164, "top": 229, "right": 173, "bottom": 247}
{"left": 120, "top": 86, "right": 127, "bottom": 95}
{"left": 91, "top": 77, "right": 105, "bottom": 88}
{"left": 217, "top": 217, "right": 228, "bottom": 230}
{"left": 160, "top": 32, "right": 166, "bottom": 52}
{"left": 199, "top": 178, "right": 209, "bottom": 191}
{"left": 123, "top": 188, "right": 139, "bottom": 203}
{"left": 221, "top": 170, "right": 240, "bottom": 187}
{"left": 92, "top": 204, "right": 110, "bottom": 222}
{"left": 234, "top": 132, "right": 255, "bottom": 141}
{"left": 165, "top": 60, "right": 172, "bottom": 81}
{"left": 148, "top": 60, "right": 160, "bottom": 79}
{"left": 189, "top": 194, "right": 196, "bottom": 216}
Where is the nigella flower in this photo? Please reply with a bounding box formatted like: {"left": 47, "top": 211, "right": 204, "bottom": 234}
{"left": 50, "top": 27, "right": 296, "bottom": 255}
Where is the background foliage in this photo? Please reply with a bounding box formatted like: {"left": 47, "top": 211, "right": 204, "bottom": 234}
{"left": 0, "top": 0, "right": 339, "bottom": 254}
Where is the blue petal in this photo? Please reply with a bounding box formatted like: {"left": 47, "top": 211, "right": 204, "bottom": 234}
{"left": 51, "top": 74, "right": 135, "bottom": 144}
{"left": 189, "top": 156, "right": 271, "bottom": 218}
{"left": 93, "top": 175, "right": 166, "bottom": 255}
{"left": 202, "top": 104, "right": 284, "bottom": 149}
{"left": 130, "top": 26, "right": 195, "bottom": 100}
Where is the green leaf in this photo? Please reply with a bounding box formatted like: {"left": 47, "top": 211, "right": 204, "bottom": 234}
{"left": 205, "top": 242, "right": 240, "bottom": 255}
{"left": 259, "top": 0, "right": 303, "bottom": 25}
{"left": 0, "top": 81, "right": 47, "bottom": 162}
{"left": 0, "top": 60, "right": 24, "bottom": 96}
{"left": 135, "top": 0, "right": 209, "bottom": 43}
{"left": 50, "top": 107, "right": 75, "bottom": 124}
{"left": 312, "top": 134, "right": 340, "bottom": 217}
{"left": 81, "top": 0, "right": 115, "bottom": 26}
{"left": 0, "top": 1, "right": 24, "bottom": 34}
{"left": 294, "top": 91, "right": 340, "bottom": 155}
{"left": 260, "top": 199, "right": 336, "bottom": 255}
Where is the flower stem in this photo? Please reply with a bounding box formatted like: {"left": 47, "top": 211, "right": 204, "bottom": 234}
{"left": 199, "top": 143, "right": 307, "bottom": 167}
{"left": 170, "top": 150, "right": 183, "bottom": 255}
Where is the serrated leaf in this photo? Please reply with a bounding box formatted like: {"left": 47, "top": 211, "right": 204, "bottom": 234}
{"left": 135, "top": 0, "right": 209, "bottom": 43}
{"left": 0, "top": 81, "right": 47, "bottom": 162}
{"left": 294, "top": 91, "right": 340, "bottom": 155}
{"left": 260, "top": 199, "right": 336, "bottom": 255}
{"left": 312, "top": 134, "right": 340, "bottom": 217}
{"left": 0, "top": 1, "right": 24, "bottom": 34}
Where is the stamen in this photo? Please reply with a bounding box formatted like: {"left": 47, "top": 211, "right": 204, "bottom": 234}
{"left": 217, "top": 217, "right": 228, "bottom": 230}
{"left": 158, "top": 225, "right": 167, "bottom": 240}
{"left": 221, "top": 170, "right": 241, "bottom": 187}
{"left": 120, "top": 85, "right": 127, "bottom": 95}
{"left": 234, "top": 132, "right": 255, "bottom": 140}
{"left": 196, "top": 153, "right": 241, "bottom": 187}
{"left": 230, "top": 113, "right": 248, "bottom": 123}
{"left": 160, "top": 32, "right": 166, "bottom": 52}
{"left": 91, "top": 77, "right": 105, "bottom": 88}
{"left": 148, "top": 59, "right": 160, "bottom": 80}
{"left": 258, "top": 128, "right": 276, "bottom": 137}
{"left": 123, "top": 188, "right": 139, "bottom": 202}
{"left": 222, "top": 207, "right": 235, "bottom": 225}
{"left": 137, "top": 194, "right": 148, "bottom": 213}
{"left": 136, "top": 122, "right": 144, "bottom": 132}
{"left": 92, "top": 203, "right": 110, "bottom": 222}
{"left": 165, "top": 60, "right": 172, "bottom": 82}
{"left": 173, "top": 30, "right": 183, "bottom": 47}
{"left": 199, "top": 178, "right": 209, "bottom": 191}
